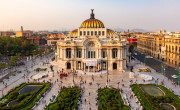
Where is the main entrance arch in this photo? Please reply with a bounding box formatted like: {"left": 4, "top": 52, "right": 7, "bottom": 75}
{"left": 67, "top": 62, "right": 71, "bottom": 69}
{"left": 113, "top": 63, "right": 117, "bottom": 70}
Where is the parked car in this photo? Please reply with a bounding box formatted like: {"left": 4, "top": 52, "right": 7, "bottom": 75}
{"left": 50, "top": 94, "right": 56, "bottom": 102}
{"left": 172, "top": 75, "right": 178, "bottom": 79}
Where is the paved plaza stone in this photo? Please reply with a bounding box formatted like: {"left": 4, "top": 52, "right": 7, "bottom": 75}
{"left": 1, "top": 55, "right": 180, "bottom": 110}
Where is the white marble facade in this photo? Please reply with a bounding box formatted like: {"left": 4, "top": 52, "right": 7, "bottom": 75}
{"left": 55, "top": 10, "right": 129, "bottom": 72}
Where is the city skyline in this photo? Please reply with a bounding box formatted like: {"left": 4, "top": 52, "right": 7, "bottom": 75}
{"left": 0, "top": 0, "right": 180, "bottom": 32}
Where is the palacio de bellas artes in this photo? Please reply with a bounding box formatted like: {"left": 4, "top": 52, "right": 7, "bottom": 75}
{"left": 55, "top": 10, "right": 130, "bottom": 73}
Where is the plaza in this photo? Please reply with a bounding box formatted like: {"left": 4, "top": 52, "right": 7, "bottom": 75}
{"left": 0, "top": 50, "right": 180, "bottom": 110}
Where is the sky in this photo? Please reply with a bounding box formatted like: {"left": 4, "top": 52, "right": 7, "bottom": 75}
{"left": 0, "top": 0, "right": 180, "bottom": 32}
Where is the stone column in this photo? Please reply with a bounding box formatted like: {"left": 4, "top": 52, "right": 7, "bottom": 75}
{"left": 82, "top": 48, "right": 84, "bottom": 59}
{"left": 84, "top": 63, "right": 86, "bottom": 71}
{"left": 85, "top": 48, "right": 86, "bottom": 59}
{"left": 110, "top": 48, "right": 112, "bottom": 59}
{"left": 99, "top": 48, "right": 102, "bottom": 58}
{"left": 119, "top": 60, "right": 123, "bottom": 71}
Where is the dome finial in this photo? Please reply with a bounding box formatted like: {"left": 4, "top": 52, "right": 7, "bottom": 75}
{"left": 90, "top": 9, "right": 95, "bottom": 19}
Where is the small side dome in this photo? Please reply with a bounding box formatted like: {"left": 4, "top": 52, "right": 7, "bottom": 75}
{"left": 107, "top": 29, "right": 116, "bottom": 35}
{"left": 70, "top": 29, "right": 78, "bottom": 36}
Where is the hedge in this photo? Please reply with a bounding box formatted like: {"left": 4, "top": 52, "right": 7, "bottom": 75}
{"left": 46, "top": 87, "right": 81, "bottom": 110}
{"left": 0, "top": 82, "right": 50, "bottom": 110}
{"left": 98, "top": 88, "right": 130, "bottom": 110}
{"left": 131, "top": 84, "right": 180, "bottom": 110}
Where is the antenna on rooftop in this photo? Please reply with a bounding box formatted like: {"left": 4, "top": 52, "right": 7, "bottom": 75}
{"left": 21, "top": 26, "right": 23, "bottom": 32}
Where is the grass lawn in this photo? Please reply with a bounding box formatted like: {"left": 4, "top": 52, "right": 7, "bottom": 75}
{"left": 0, "top": 82, "right": 50, "bottom": 110}
{"left": 131, "top": 84, "right": 180, "bottom": 110}
{"left": 98, "top": 88, "right": 130, "bottom": 110}
{"left": 46, "top": 87, "right": 81, "bottom": 110}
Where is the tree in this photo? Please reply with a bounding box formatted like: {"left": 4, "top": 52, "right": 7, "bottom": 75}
{"left": 129, "top": 44, "right": 134, "bottom": 53}
{"left": 8, "top": 54, "right": 21, "bottom": 67}
{"left": 0, "top": 53, "right": 2, "bottom": 60}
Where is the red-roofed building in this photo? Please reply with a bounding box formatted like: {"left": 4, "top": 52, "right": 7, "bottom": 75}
{"left": 127, "top": 36, "right": 137, "bottom": 47}
{"left": 27, "top": 36, "right": 47, "bottom": 45}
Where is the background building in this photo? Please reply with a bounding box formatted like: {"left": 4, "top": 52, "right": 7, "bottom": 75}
{"left": 16, "top": 30, "right": 33, "bottom": 38}
{"left": 0, "top": 31, "right": 14, "bottom": 36}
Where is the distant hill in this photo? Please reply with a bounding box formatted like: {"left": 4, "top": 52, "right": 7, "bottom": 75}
{"left": 112, "top": 28, "right": 149, "bottom": 32}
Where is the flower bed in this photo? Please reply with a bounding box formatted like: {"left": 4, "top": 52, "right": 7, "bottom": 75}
{"left": 98, "top": 88, "right": 130, "bottom": 110}
{"left": 131, "top": 84, "right": 180, "bottom": 110}
{"left": 0, "top": 82, "right": 50, "bottom": 110}
{"left": 46, "top": 87, "right": 81, "bottom": 110}
{"left": 138, "top": 68, "right": 151, "bottom": 72}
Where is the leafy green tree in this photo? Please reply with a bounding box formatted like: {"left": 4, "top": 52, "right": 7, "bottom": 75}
{"left": 129, "top": 44, "right": 134, "bottom": 53}
{"left": 0, "top": 53, "right": 2, "bottom": 60}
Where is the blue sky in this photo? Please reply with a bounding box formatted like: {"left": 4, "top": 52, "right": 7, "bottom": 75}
{"left": 0, "top": 0, "right": 180, "bottom": 32}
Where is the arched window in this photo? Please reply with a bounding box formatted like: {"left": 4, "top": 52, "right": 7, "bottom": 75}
{"left": 67, "top": 62, "right": 71, "bottom": 69}
{"left": 66, "top": 48, "right": 71, "bottom": 58}
{"left": 102, "top": 48, "right": 107, "bottom": 58}
{"left": 112, "top": 48, "right": 118, "bottom": 58}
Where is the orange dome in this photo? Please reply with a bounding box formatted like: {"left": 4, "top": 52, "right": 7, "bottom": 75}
{"left": 70, "top": 29, "right": 78, "bottom": 36}
{"left": 107, "top": 29, "right": 116, "bottom": 35}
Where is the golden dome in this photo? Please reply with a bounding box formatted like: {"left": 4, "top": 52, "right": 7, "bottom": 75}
{"left": 70, "top": 29, "right": 78, "bottom": 36}
{"left": 49, "top": 35, "right": 55, "bottom": 39}
{"left": 81, "top": 19, "right": 104, "bottom": 28}
{"left": 107, "top": 29, "right": 116, "bottom": 35}
{"left": 81, "top": 9, "right": 105, "bottom": 28}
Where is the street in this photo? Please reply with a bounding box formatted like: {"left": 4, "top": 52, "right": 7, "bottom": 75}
{"left": 133, "top": 51, "right": 179, "bottom": 84}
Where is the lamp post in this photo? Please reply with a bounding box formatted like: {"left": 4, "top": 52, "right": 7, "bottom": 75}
{"left": 72, "top": 54, "right": 75, "bottom": 83}
{"left": 178, "top": 65, "right": 180, "bottom": 87}
{"left": 106, "top": 53, "right": 109, "bottom": 87}
{"left": 96, "top": 83, "right": 100, "bottom": 89}
{"left": 144, "top": 55, "right": 146, "bottom": 66}
{"left": 0, "top": 90, "right": 3, "bottom": 97}
{"left": 117, "top": 82, "right": 120, "bottom": 89}
{"left": 60, "top": 81, "right": 63, "bottom": 88}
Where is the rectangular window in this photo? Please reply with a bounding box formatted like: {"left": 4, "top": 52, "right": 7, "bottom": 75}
{"left": 91, "top": 51, "right": 93, "bottom": 58}
{"left": 84, "top": 31, "right": 86, "bottom": 35}
{"left": 102, "top": 31, "right": 105, "bottom": 35}
{"left": 102, "top": 50, "right": 107, "bottom": 58}
{"left": 91, "top": 31, "right": 93, "bottom": 36}
{"left": 98, "top": 31, "right": 101, "bottom": 35}
{"left": 80, "top": 31, "right": 82, "bottom": 36}
{"left": 76, "top": 49, "right": 82, "bottom": 58}
{"left": 95, "top": 31, "right": 97, "bottom": 35}
{"left": 87, "top": 31, "right": 89, "bottom": 35}
{"left": 88, "top": 51, "right": 90, "bottom": 58}
{"left": 94, "top": 51, "right": 95, "bottom": 58}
